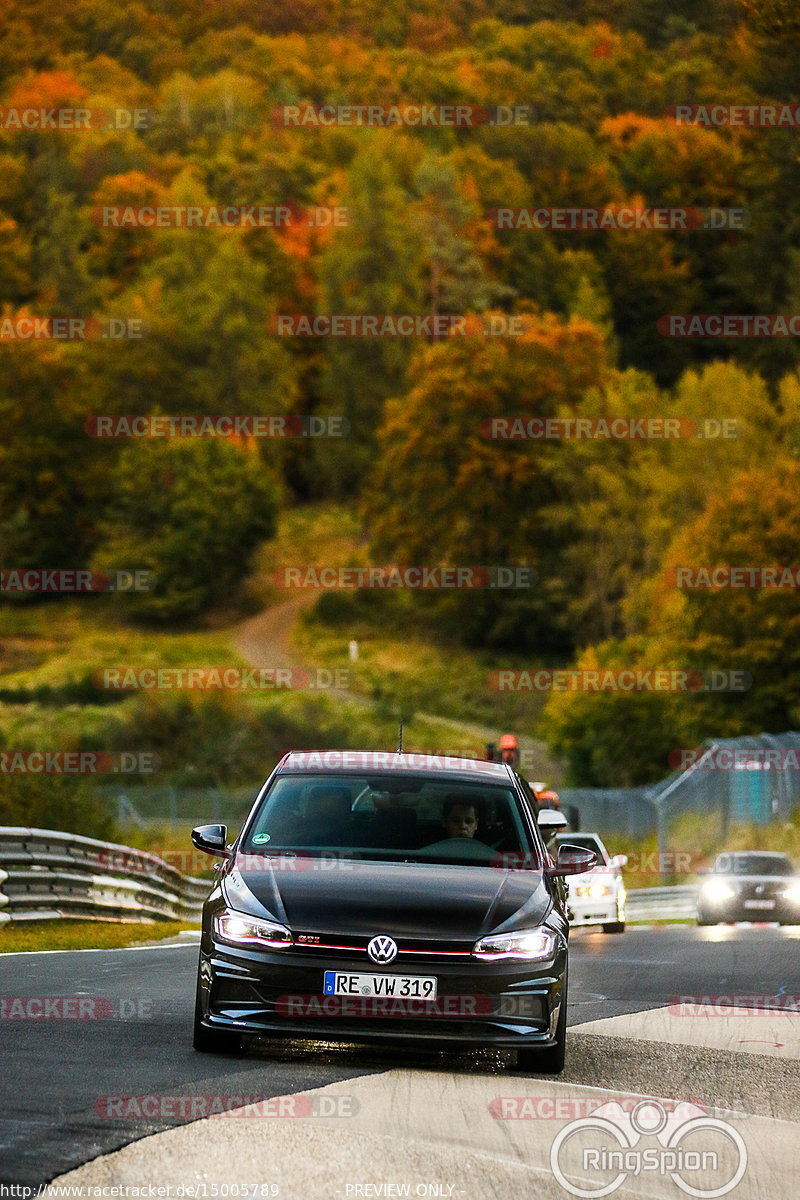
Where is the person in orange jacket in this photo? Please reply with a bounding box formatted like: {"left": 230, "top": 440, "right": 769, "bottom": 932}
{"left": 498, "top": 732, "right": 520, "bottom": 769}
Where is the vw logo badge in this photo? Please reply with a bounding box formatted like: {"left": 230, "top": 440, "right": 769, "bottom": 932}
{"left": 367, "top": 935, "right": 398, "bottom": 964}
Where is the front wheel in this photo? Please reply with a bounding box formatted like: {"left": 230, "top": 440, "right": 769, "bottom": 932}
{"left": 193, "top": 970, "right": 242, "bottom": 1054}
{"left": 517, "top": 969, "right": 567, "bottom": 1075}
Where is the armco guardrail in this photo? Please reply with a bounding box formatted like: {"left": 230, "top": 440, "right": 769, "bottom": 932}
{"left": 625, "top": 885, "right": 698, "bottom": 922}
{"left": 0, "top": 827, "right": 212, "bottom": 923}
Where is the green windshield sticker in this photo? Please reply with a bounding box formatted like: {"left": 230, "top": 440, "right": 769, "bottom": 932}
{"left": 252, "top": 833, "right": 271, "bottom": 844}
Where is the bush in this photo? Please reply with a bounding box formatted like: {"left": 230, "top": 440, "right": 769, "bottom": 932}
{"left": 92, "top": 438, "right": 280, "bottom": 621}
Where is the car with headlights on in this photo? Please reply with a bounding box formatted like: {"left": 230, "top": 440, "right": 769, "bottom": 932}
{"left": 191, "top": 750, "right": 596, "bottom": 1073}
{"left": 696, "top": 851, "right": 800, "bottom": 925}
{"left": 553, "top": 831, "right": 627, "bottom": 933}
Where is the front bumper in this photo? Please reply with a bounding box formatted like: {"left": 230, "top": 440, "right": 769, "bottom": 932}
{"left": 566, "top": 891, "right": 622, "bottom": 927}
{"left": 197, "top": 933, "right": 568, "bottom": 1051}
{"left": 697, "top": 899, "right": 800, "bottom": 924}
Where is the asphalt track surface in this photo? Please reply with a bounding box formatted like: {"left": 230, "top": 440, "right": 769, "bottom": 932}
{"left": 2, "top": 925, "right": 799, "bottom": 1196}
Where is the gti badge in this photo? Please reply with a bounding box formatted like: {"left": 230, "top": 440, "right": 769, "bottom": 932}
{"left": 367, "top": 935, "right": 398, "bottom": 964}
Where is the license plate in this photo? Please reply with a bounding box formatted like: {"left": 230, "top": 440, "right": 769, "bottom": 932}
{"left": 323, "top": 971, "right": 437, "bottom": 1000}
{"left": 744, "top": 899, "right": 775, "bottom": 909}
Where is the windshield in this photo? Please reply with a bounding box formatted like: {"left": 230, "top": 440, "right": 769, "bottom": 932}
{"left": 714, "top": 853, "right": 795, "bottom": 877}
{"left": 240, "top": 773, "right": 537, "bottom": 868}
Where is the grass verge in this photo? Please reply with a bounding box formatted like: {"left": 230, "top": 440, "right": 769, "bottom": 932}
{"left": 0, "top": 919, "right": 200, "bottom": 954}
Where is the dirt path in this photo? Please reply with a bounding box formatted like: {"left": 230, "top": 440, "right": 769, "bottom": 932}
{"left": 229, "top": 600, "right": 561, "bottom": 784}
{"left": 230, "top": 592, "right": 317, "bottom": 669}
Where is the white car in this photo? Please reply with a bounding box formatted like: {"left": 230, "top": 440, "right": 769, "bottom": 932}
{"left": 554, "top": 832, "right": 627, "bottom": 933}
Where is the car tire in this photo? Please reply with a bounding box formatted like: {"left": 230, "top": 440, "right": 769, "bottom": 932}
{"left": 517, "top": 968, "right": 567, "bottom": 1075}
{"left": 193, "top": 970, "right": 242, "bottom": 1054}
{"left": 696, "top": 913, "right": 714, "bottom": 926}
{"left": 602, "top": 891, "right": 625, "bottom": 934}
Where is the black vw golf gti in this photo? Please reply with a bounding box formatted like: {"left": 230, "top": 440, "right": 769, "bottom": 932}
{"left": 191, "top": 751, "right": 595, "bottom": 1072}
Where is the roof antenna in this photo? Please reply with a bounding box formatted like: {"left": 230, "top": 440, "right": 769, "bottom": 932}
{"left": 397, "top": 719, "right": 404, "bottom": 754}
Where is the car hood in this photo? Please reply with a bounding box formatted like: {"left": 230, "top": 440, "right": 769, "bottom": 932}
{"left": 223, "top": 856, "right": 553, "bottom": 941}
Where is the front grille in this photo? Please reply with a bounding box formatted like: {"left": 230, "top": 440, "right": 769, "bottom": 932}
{"left": 739, "top": 882, "right": 783, "bottom": 899}
{"left": 293, "top": 933, "right": 473, "bottom": 959}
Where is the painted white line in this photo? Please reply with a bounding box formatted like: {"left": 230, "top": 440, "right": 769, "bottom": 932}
{"left": 0, "top": 940, "right": 198, "bottom": 957}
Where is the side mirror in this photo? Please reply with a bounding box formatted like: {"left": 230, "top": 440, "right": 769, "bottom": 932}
{"left": 611, "top": 854, "right": 628, "bottom": 869}
{"left": 537, "top": 810, "right": 569, "bottom": 843}
{"left": 191, "top": 823, "right": 231, "bottom": 859}
{"left": 547, "top": 844, "right": 597, "bottom": 877}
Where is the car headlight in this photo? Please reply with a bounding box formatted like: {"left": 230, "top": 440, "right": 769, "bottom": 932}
{"left": 700, "top": 880, "right": 736, "bottom": 902}
{"left": 215, "top": 909, "right": 293, "bottom": 949}
{"left": 576, "top": 882, "right": 612, "bottom": 899}
{"left": 782, "top": 884, "right": 800, "bottom": 903}
{"left": 472, "top": 928, "right": 555, "bottom": 961}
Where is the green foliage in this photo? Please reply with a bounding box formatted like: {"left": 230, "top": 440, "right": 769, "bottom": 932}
{"left": 0, "top": 773, "right": 119, "bottom": 840}
{"left": 92, "top": 438, "right": 280, "bottom": 620}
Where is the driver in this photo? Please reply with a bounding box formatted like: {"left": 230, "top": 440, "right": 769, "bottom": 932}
{"left": 441, "top": 795, "right": 478, "bottom": 840}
